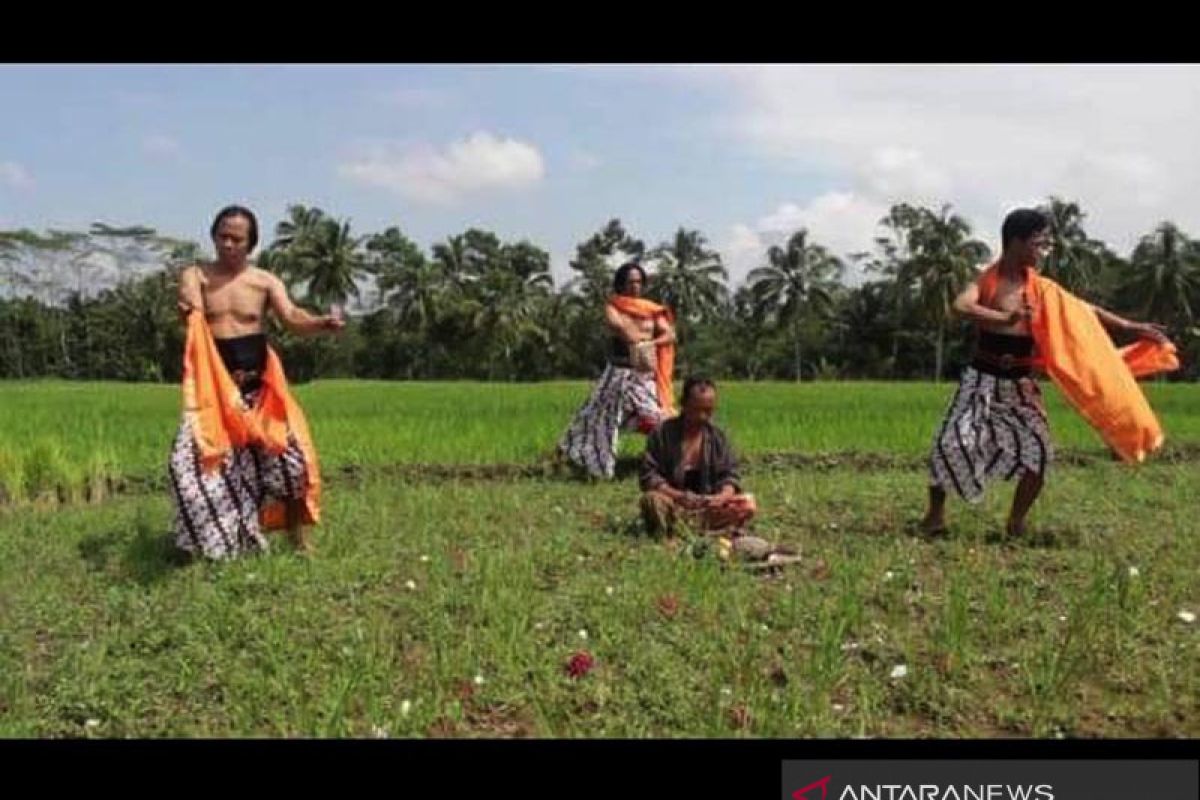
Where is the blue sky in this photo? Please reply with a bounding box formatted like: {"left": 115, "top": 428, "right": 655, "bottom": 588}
{"left": 2, "top": 64, "right": 1197, "bottom": 287}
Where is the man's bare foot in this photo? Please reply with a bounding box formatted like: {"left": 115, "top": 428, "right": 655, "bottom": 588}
{"left": 1005, "top": 518, "right": 1026, "bottom": 539}
{"left": 765, "top": 546, "right": 802, "bottom": 566}
{"left": 918, "top": 516, "right": 947, "bottom": 536}
{"left": 289, "top": 526, "right": 315, "bottom": 556}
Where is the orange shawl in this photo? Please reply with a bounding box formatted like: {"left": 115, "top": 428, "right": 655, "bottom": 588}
{"left": 181, "top": 311, "right": 321, "bottom": 528}
{"left": 608, "top": 295, "right": 677, "bottom": 416}
{"left": 977, "top": 263, "right": 1178, "bottom": 462}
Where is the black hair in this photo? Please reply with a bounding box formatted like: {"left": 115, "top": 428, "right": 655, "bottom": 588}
{"left": 612, "top": 261, "right": 647, "bottom": 293}
{"left": 210, "top": 205, "right": 259, "bottom": 252}
{"left": 682, "top": 375, "right": 717, "bottom": 404}
{"left": 1001, "top": 208, "right": 1049, "bottom": 250}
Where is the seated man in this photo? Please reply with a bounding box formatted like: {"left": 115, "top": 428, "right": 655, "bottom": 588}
{"left": 639, "top": 376, "right": 797, "bottom": 564}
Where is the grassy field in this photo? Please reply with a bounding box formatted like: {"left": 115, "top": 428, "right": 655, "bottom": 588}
{"left": 4, "top": 378, "right": 1200, "bottom": 503}
{"left": 0, "top": 379, "right": 1196, "bottom": 738}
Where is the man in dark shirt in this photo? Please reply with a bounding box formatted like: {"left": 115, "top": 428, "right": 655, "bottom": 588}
{"left": 639, "top": 377, "right": 797, "bottom": 565}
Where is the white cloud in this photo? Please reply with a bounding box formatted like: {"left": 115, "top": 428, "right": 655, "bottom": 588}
{"left": 720, "top": 226, "right": 768, "bottom": 290}
{"left": 141, "top": 134, "right": 182, "bottom": 157}
{"left": 721, "top": 193, "right": 892, "bottom": 288}
{"left": 722, "top": 222, "right": 765, "bottom": 286}
{"left": 549, "top": 252, "right": 573, "bottom": 287}
{"left": 339, "top": 131, "right": 546, "bottom": 205}
{"left": 0, "top": 161, "right": 34, "bottom": 190}
{"left": 859, "top": 146, "right": 952, "bottom": 204}
{"left": 693, "top": 64, "right": 1200, "bottom": 258}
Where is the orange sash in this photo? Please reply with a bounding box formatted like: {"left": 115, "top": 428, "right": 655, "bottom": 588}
{"left": 181, "top": 311, "right": 321, "bottom": 527}
{"left": 976, "top": 263, "right": 1178, "bottom": 462}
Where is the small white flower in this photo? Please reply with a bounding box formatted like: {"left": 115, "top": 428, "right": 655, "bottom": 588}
{"left": 1054, "top": 730, "right": 1065, "bottom": 740}
{"left": 760, "top": 623, "right": 770, "bottom": 633}
{"left": 473, "top": 674, "right": 485, "bottom": 686}
{"left": 400, "top": 700, "right": 412, "bottom": 716}
{"left": 533, "top": 622, "right": 546, "bottom": 631}
{"left": 1127, "top": 566, "right": 1139, "bottom": 577}
{"left": 419, "top": 555, "right": 430, "bottom": 563}
{"left": 246, "top": 572, "right": 257, "bottom": 581}
{"left": 1178, "top": 610, "right": 1196, "bottom": 624}
{"left": 841, "top": 641, "right": 861, "bottom": 652}
{"left": 371, "top": 725, "right": 388, "bottom": 739}
{"left": 884, "top": 571, "right": 895, "bottom": 581}
{"left": 576, "top": 555, "right": 585, "bottom": 563}
{"left": 577, "top": 629, "right": 589, "bottom": 641}
{"left": 1058, "top": 614, "right": 1068, "bottom": 622}
{"left": 405, "top": 580, "right": 417, "bottom": 591}
{"left": 832, "top": 703, "right": 846, "bottom": 712}
{"left": 341, "top": 646, "right": 353, "bottom": 657}
{"left": 85, "top": 719, "right": 100, "bottom": 729}
{"left": 890, "top": 664, "right": 908, "bottom": 680}
{"left": 605, "top": 586, "right": 614, "bottom": 597}
{"left": 720, "top": 687, "right": 733, "bottom": 697}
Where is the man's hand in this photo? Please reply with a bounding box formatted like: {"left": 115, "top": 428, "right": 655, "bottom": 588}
{"left": 1128, "top": 320, "right": 1170, "bottom": 344}
{"left": 1006, "top": 304, "right": 1035, "bottom": 326}
{"left": 708, "top": 493, "right": 737, "bottom": 508}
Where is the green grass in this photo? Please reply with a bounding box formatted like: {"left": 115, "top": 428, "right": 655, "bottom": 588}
{"left": 3, "top": 378, "right": 1200, "bottom": 504}
{"left": 0, "top": 379, "right": 1196, "bottom": 738}
{"left": 0, "top": 461, "right": 1195, "bottom": 738}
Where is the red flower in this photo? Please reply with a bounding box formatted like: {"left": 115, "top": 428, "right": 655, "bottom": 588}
{"left": 565, "top": 650, "right": 595, "bottom": 679}
{"left": 727, "top": 704, "right": 752, "bottom": 730}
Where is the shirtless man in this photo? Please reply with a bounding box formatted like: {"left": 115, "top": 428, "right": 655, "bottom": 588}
{"left": 921, "top": 208, "right": 1167, "bottom": 538}
{"left": 557, "top": 262, "right": 676, "bottom": 479}
{"left": 169, "top": 205, "right": 343, "bottom": 560}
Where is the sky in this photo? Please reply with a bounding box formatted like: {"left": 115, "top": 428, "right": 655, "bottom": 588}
{"left": 2, "top": 64, "right": 1197, "bottom": 288}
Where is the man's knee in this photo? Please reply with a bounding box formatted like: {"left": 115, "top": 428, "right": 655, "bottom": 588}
{"left": 740, "top": 494, "right": 758, "bottom": 518}
{"left": 640, "top": 490, "right": 675, "bottom": 533}
{"left": 641, "top": 490, "right": 673, "bottom": 513}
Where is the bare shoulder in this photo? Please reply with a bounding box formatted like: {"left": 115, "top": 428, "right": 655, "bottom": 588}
{"left": 249, "top": 266, "right": 283, "bottom": 291}
{"left": 181, "top": 263, "right": 208, "bottom": 283}
{"left": 179, "top": 264, "right": 210, "bottom": 294}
